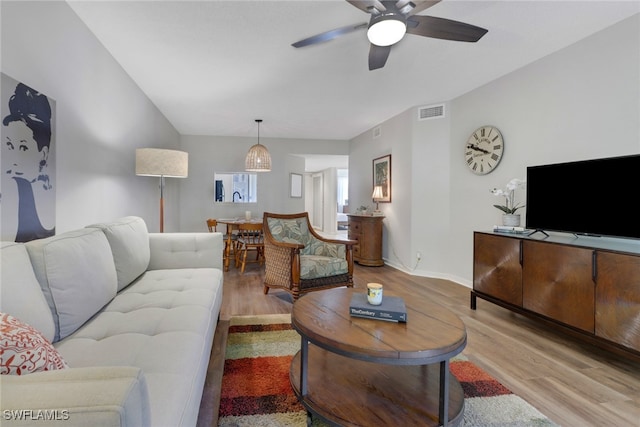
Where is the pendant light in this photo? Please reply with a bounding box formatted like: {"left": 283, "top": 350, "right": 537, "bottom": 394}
{"left": 245, "top": 119, "right": 271, "bottom": 172}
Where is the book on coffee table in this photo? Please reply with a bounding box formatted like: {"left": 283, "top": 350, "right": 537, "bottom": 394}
{"left": 349, "top": 293, "right": 407, "bottom": 323}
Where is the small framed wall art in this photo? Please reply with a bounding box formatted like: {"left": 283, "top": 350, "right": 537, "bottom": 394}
{"left": 372, "top": 154, "right": 391, "bottom": 203}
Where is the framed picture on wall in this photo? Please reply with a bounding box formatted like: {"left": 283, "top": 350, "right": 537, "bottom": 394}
{"left": 290, "top": 173, "right": 302, "bottom": 198}
{"left": 1, "top": 73, "right": 57, "bottom": 242}
{"left": 372, "top": 155, "right": 391, "bottom": 203}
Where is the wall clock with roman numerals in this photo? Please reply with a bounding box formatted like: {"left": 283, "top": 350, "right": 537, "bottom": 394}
{"left": 465, "top": 125, "right": 504, "bottom": 175}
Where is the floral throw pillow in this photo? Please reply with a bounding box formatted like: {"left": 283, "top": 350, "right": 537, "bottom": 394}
{"left": 0, "top": 312, "right": 68, "bottom": 375}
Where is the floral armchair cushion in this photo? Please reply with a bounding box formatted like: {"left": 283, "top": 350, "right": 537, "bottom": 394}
{"left": 300, "top": 254, "right": 348, "bottom": 280}
{"left": 266, "top": 217, "right": 312, "bottom": 247}
{"left": 266, "top": 217, "right": 348, "bottom": 280}
{"left": 305, "top": 237, "right": 346, "bottom": 259}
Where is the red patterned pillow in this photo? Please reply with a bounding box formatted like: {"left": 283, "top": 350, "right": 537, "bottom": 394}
{"left": 0, "top": 312, "right": 68, "bottom": 375}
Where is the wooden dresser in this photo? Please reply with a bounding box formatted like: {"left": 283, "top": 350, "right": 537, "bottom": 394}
{"left": 347, "top": 214, "right": 384, "bottom": 266}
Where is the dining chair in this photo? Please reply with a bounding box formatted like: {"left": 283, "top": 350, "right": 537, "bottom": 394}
{"left": 234, "top": 222, "right": 265, "bottom": 274}
{"left": 206, "top": 218, "right": 218, "bottom": 233}
{"left": 206, "top": 218, "right": 237, "bottom": 265}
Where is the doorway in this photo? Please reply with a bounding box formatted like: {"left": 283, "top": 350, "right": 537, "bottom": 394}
{"left": 311, "top": 173, "right": 323, "bottom": 230}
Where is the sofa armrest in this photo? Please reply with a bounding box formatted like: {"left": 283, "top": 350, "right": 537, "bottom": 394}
{"left": 148, "top": 232, "right": 223, "bottom": 271}
{"left": 0, "top": 367, "right": 149, "bottom": 427}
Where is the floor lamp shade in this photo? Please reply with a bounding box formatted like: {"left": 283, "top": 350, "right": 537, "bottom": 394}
{"left": 135, "top": 148, "right": 189, "bottom": 178}
{"left": 135, "top": 148, "right": 188, "bottom": 232}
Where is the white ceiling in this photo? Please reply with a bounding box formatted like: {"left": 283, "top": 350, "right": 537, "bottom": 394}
{"left": 67, "top": 1, "right": 639, "bottom": 141}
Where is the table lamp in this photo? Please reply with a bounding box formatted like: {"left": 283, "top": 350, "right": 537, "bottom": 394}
{"left": 372, "top": 185, "right": 384, "bottom": 214}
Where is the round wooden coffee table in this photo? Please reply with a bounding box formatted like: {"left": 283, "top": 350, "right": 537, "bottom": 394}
{"left": 290, "top": 287, "right": 467, "bottom": 427}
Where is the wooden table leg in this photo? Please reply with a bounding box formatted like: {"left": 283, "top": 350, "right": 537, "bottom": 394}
{"left": 224, "top": 225, "right": 233, "bottom": 271}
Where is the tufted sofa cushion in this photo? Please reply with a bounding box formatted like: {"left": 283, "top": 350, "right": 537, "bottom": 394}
{"left": 25, "top": 228, "right": 118, "bottom": 342}
{"left": 0, "top": 242, "right": 56, "bottom": 342}
{"left": 87, "top": 216, "right": 150, "bottom": 291}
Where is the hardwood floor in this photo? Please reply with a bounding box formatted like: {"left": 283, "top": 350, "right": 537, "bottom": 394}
{"left": 198, "top": 263, "right": 640, "bottom": 427}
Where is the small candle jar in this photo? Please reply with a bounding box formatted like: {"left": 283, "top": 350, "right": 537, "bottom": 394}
{"left": 367, "top": 283, "right": 383, "bottom": 305}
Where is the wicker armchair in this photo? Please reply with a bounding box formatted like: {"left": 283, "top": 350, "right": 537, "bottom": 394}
{"left": 262, "top": 212, "right": 355, "bottom": 301}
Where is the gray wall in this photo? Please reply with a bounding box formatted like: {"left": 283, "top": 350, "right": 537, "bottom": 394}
{"left": 178, "top": 135, "right": 349, "bottom": 232}
{"left": 349, "top": 14, "right": 640, "bottom": 287}
{"left": 1, "top": 1, "right": 181, "bottom": 233}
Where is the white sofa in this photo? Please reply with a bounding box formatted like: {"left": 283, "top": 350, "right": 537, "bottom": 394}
{"left": 0, "top": 216, "right": 224, "bottom": 427}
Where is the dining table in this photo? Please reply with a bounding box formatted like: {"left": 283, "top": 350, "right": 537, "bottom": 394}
{"left": 216, "top": 217, "right": 264, "bottom": 271}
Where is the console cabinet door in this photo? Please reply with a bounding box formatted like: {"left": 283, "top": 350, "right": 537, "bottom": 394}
{"left": 595, "top": 252, "right": 640, "bottom": 351}
{"left": 473, "top": 233, "right": 522, "bottom": 307}
{"left": 522, "top": 241, "right": 594, "bottom": 333}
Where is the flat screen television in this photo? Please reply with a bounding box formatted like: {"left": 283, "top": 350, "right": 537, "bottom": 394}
{"left": 526, "top": 154, "right": 640, "bottom": 240}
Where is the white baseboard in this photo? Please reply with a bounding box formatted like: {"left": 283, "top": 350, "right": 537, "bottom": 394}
{"left": 380, "top": 259, "right": 472, "bottom": 289}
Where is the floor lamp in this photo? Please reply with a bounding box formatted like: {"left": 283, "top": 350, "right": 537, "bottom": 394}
{"left": 135, "top": 148, "right": 188, "bottom": 232}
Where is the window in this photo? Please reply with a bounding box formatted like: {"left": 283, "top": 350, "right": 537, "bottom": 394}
{"left": 214, "top": 173, "right": 257, "bottom": 203}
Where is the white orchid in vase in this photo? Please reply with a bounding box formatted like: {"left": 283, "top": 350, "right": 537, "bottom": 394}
{"left": 491, "top": 178, "right": 526, "bottom": 214}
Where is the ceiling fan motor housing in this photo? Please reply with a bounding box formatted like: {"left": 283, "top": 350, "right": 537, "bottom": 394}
{"left": 367, "top": 13, "right": 407, "bottom": 46}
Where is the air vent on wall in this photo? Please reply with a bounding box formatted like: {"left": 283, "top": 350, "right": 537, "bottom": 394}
{"left": 372, "top": 126, "right": 382, "bottom": 139}
{"left": 418, "top": 104, "right": 445, "bottom": 121}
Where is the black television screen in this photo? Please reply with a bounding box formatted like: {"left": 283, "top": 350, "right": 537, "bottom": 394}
{"left": 526, "top": 154, "right": 640, "bottom": 240}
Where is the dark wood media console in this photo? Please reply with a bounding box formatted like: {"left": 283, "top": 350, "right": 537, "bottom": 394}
{"left": 471, "top": 231, "right": 640, "bottom": 358}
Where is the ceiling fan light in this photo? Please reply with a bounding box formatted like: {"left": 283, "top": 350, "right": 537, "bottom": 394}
{"left": 367, "top": 15, "right": 407, "bottom": 46}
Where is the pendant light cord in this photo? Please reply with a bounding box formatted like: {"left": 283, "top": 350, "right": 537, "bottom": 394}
{"left": 256, "top": 119, "right": 262, "bottom": 146}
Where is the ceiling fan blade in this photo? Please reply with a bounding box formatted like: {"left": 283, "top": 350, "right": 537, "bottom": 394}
{"left": 395, "top": 0, "right": 441, "bottom": 16}
{"left": 292, "top": 22, "right": 368, "bottom": 48}
{"left": 346, "top": 0, "right": 386, "bottom": 14}
{"left": 406, "top": 15, "right": 488, "bottom": 42}
{"left": 369, "top": 44, "right": 391, "bottom": 70}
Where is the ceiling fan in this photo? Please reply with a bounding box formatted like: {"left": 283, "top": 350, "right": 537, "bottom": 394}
{"left": 292, "top": 0, "right": 488, "bottom": 70}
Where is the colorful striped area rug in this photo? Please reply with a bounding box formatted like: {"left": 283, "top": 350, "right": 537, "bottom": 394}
{"left": 218, "top": 314, "right": 557, "bottom": 427}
